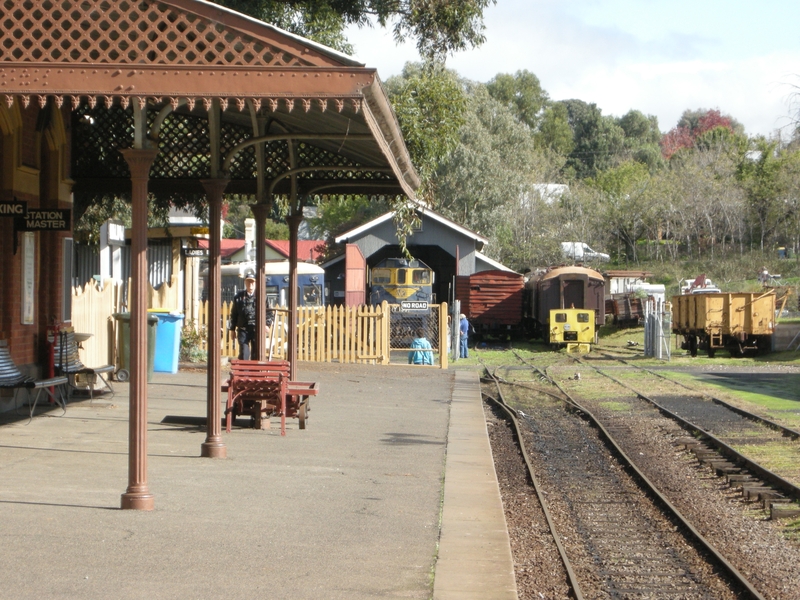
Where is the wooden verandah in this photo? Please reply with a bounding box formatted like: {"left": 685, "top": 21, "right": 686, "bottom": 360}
{"left": 1, "top": 0, "right": 418, "bottom": 509}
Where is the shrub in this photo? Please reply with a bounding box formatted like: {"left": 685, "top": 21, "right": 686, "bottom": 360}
{"left": 180, "top": 319, "right": 208, "bottom": 363}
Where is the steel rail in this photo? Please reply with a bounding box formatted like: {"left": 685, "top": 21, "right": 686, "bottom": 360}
{"left": 480, "top": 365, "right": 584, "bottom": 600}
{"left": 509, "top": 351, "right": 767, "bottom": 600}
{"left": 576, "top": 356, "right": 800, "bottom": 504}
{"left": 597, "top": 351, "right": 800, "bottom": 440}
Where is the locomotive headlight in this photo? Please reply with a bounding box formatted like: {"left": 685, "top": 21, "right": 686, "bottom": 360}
{"left": 310, "top": 276, "right": 319, "bottom": 282}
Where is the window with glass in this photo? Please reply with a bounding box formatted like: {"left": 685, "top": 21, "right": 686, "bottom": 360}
{"left": 266, "top": 285, "right": 279, "bottom": 308}
{"left": 555, "top": 313, "right": 567, "bottom": 323}
{"left": 397, "top": 269, "right": 406, "bottom": 284}
{"left": 412, "top": 269, "right": 430, "bottom": 284}
{"left": 302, "top": 284, "right": 322, "bottom": 306}
{"left": 372, "top": 269, "right": 391, "bottom": 284}
{"left": 577, "top": 312, "right": 590, "bottom": 323}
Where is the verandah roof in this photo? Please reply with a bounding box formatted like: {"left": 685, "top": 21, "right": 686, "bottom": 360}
{"left": 0, "top": 0, "right": 419, "bottom": 198}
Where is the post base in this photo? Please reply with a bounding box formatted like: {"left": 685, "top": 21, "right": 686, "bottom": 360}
{"left": 120, "top": 492, "right": 155, "bottom": 511}
{"left": 201, "top": 441, "right": 227, "bottom": 458}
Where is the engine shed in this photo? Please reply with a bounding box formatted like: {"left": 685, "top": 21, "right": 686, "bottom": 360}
{"left": 325, "top": 205, "right": 513, "bottom": 306}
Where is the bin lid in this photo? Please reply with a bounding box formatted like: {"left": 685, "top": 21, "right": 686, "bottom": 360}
{"left": 113, "top": 312, "right": 159, "bottom": 323}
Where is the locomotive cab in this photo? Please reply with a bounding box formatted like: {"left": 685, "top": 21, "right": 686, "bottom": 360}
{"left": 369, "top": 258, "right": 435, "bottom": 307}
{"left": 549, "top": 308, "right": 596, "bottom": 353}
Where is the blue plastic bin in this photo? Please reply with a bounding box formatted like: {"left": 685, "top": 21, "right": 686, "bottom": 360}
{"left": 148, "top": 310, "right": 185, "bottom": 374}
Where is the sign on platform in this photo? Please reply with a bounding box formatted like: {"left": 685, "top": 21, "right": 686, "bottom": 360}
{"left": 400, "top": 301, "right": 428, "bottom": 311}
{"left": 15, "top": 209, "right": 71, "bottom": 231}
{"left": 183, "top": 247, "right": 209, "bottom": 257}
{"left": 0, "top": 200, "right": 26, "bottom": 216}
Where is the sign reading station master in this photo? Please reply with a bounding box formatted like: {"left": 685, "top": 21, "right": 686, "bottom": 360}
{"left": 15, "top": 209, "right": 71, "bottom": 231}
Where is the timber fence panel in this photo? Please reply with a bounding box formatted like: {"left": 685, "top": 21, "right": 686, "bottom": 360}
{"left": 196, "top": 302, "right": 391, "bottom": 364}
{"left": 71, "top": 279, "right": 123, "bottom": 368}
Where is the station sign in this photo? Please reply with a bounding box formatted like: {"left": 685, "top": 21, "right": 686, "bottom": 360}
{"left": 190, "top": 226, "right": 209, "bottom": 235}
{"left": 182, "top": 247, "right": 209, "bottom": 257}
{"left": 15, "top": 209, "right": 71, "bottom": 231}
{"left": 0, "top": 200, "right": 26, "bottom": 217}
{"left": 400, "top": 301, "right": 428, "bottom": 311}
{"left": 104, "top": 219, "right": 126, "bottom": 246}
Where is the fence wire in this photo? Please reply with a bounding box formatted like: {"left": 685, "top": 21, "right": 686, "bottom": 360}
{"left": 389, "top": 305, "right": 440, "bottom": 351}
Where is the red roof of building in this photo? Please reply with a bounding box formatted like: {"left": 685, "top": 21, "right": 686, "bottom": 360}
{"left": 265, "top": 239, "right": 326, "bottom": 262}
{"left": 198, "top": 238, "right": 326, "bottom": 262}
{"left": 198, "top": 238, "right": 245, "bottom": 259}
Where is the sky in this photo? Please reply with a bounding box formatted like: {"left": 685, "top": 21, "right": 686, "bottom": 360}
{"left": 344, "top": 0, "right": 800, "bottom": 138}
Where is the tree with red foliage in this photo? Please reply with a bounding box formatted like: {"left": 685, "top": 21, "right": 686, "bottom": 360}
{"left": 660, "top": 126, "right": 693, "bottom": 159}
{"left": 660, "top": 109, "right": 735, "bottom": 159}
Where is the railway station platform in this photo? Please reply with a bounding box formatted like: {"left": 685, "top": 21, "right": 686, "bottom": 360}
{"left": 0, "top": 363, "right": 516, "bottom": 599}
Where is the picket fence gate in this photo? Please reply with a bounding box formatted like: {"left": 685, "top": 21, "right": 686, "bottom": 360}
{"left": 198, "top": 302, "right": 393, "bottom": 364}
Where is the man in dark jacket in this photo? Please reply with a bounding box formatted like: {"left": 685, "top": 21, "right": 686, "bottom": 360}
{"left": 229, "top": 270, "right": 273, "bottom": 360}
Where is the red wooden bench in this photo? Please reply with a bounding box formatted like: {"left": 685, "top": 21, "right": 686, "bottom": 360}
{"left": 223, "top": 359, "right": 319, "bottom": 436}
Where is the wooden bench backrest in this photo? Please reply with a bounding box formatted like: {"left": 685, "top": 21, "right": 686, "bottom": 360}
{"left": 0, "top": 340, "right": 28, "bottom": 386}
{"left": 229, "top": 359, "right": 291, "bottom": 380}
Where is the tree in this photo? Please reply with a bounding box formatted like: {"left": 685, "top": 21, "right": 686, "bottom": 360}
{"left": 616, "top": 110, "right": 663, "bottom": 171}
{"left": 537, "top": 103, "right": 574, "bottom": 156}
{"left": 433, "top": 82, "right": 565, "bottom": 271}
{"left": 384, "top": 63, "right": 467, "bottom": 199}
{"left": 212, "top": 0, "right": 496, "bottom": 62}
{"left": 485, "top": 70, "right": 549, "bottom": 131}
{"left": 559, "top": 100, "right": 626, "bottom": 180}
{"left": 586, "top": 161, "right": 652, "bottom": 261}
{"left": 661, "top": 108, "right": 741, "bottom": 159}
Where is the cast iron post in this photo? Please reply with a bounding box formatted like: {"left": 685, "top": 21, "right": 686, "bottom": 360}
{"left": 201, "top": 179, "right": 228, "bottom": 458}
{"left": 120, "top": 148, "right": 158, "bottom": 510}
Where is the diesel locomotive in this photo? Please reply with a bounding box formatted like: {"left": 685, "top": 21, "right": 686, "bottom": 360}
{"left": 368, "top": 258, "right": 435, "bottom": 308}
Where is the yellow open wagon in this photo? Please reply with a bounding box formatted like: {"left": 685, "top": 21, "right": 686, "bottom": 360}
{"left": 671, "top": 291, "right": 775, "bottom": 357}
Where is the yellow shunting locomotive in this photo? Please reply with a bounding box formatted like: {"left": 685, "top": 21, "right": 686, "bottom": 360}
{"left": 548, "top": 308, "right": 596, "bottom": 353}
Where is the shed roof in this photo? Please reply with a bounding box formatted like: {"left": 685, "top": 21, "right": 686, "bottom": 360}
{"left": 334, "top": 206, "right": 488, "bottom": 245}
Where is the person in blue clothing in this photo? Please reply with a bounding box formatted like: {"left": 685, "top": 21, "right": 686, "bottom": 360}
{"left": 408, "top": 328, "right": 434, "bottom": 365}
{"left": 459, "top": 313, "right": 470, "bottom": 358}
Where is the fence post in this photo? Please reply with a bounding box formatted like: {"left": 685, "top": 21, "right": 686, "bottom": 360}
{"left": 439, "top": 302, "right": 448, "bottom": 369}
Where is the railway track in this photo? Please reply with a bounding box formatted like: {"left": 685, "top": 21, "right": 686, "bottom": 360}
{"left": 569, "top": 352, "right": 800, "bottom": 511}
{"left": 483, "top": 364, "right": 764, "bottom": 599}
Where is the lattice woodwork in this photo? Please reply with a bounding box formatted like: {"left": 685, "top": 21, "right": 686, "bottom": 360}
{"left": 72, "top": 102, "right": 133, "bottom": 178}
{"left": 295, "top": 143, "right": 392, "bottom": 182}
{"left": 0, "top": 0, "right": 315, "bottom": 67}
{"left": 70, "top": 102, "right": 388, "bottom": 185}
{"left": 154, "top": 112, "right": 211, "bottom": 179}
{"left": 219, "top": 121, "right": 256, "bottom": 180}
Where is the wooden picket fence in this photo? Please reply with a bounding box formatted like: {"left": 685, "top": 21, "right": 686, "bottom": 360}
{"left": 70, "top": 276, "right": 181, "bottom": 369}
{"left": 70, "top": 279, "right": 124, "bottom": 368}
{"left": 198, "top": 302, "right": 392, "bottom": 364}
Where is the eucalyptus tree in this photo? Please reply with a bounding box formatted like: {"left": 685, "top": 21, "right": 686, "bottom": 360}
{"left": 212, "top": 0, "right": 496, "bottom": 62}
{"left": 433, "top": 81, "right": 565, "bottom": 271}
{"left": 558, "top": 99, "right": 626, "bottom": 180}
{"left": 586, "top": 161, "right": 652, "bottom": 262}
{"left": 485, "top": 70, "right": 549, "bottom": 131}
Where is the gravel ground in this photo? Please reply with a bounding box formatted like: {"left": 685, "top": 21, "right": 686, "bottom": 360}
{"left": 578, "top": 395, "right": 800, "bottom": 600}
{"left": 484, "top": 402, "right": 572, "bottom": 599}
{"left": 485, "top": 374, "right": 800, "bottom": 600}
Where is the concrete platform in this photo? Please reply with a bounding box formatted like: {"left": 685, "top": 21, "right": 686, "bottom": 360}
{"left": 0, "top": 362, "right": 516, "bottom": 599}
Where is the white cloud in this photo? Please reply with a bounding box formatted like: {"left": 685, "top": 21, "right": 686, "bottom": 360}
{"left": 344, "top": 4, "right": 800, "bottom": 138}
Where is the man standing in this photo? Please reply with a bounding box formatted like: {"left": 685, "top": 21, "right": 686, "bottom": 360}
{"left": 229, "top": 270, "right": 273, "bottom": 360}
{"left": 459, "top": 313, "right": 470, "bottom": 359}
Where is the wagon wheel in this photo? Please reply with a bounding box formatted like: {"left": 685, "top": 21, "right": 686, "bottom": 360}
{"left": 298, "top": 402, "right": 307, "bottom": 430}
